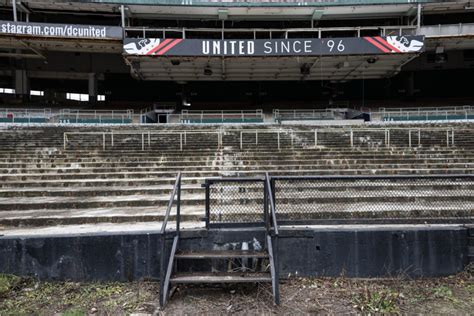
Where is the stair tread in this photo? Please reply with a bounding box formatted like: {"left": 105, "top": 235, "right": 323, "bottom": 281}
{"left": 175, "top": 250, "right": 268, "bottom": 259}
{"left": 170, "top": 272, "right": 272, "bottom": 284}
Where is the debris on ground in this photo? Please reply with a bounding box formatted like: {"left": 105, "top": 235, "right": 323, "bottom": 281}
{"left": 0, "top": 268, "right": 472, "bottom": 315}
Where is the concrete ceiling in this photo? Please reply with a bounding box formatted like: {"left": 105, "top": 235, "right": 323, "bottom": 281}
{"left": 0, "top": 23, "right": 472, "bottom": 81}
{"left": 124, "top": 53, "right": 418, "bottom": 81}
{"left": 0, "top": 34, "right": 122, "bottom": 54}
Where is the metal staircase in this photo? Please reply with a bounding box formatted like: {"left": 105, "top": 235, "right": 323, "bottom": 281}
{"left": 159, "top": 172, "right": 280, "bottom": 308}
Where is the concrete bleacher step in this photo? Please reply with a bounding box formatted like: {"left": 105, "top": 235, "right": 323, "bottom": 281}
{"left": 0, "top": 177, "right": 204, "bottom": 188}
{"left": 0, "top": 182, "right": 469, "bottom": 197}
{"left": 17, "top": 148, "right": 470, "bottom": 157}
{"left": 0, "top": 156, "right": 472, "bottom": 168}
{"left": 1, "top": 191, "right": 468, "bottom": 212}
{"left": 0, "top": 193, "right": 204, "bottom": 211}
{"left": 0, "top": 205, "right": 203, "bottom": 227}
{"left": 1, "top": 163, "right": 472, "bottom": 175}
{"left": 1, "top": 169, "right": 473, "bottom": 184}
{"left": 0, "top": 185, "right": 201, "bottom": 197}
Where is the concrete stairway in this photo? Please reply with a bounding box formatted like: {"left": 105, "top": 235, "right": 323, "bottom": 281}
{"left": 0, "top": 123, "right": 472, "bottom": 228}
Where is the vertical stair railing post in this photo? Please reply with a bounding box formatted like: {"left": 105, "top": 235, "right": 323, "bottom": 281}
{"left": 263, "top": 176, "right": 269, "bottom": 235}
{"left": 159, "top": 230, "right": 166, "bottom": 307}
{"left": 265, "top": 172, "right": 280, "bottom": 305}
{"left": 159, "top": 172, "right": 182, "bottom": 308}
{"left": 176, "top": 175, "right": 181, "bottom": 237}
{"left": 203, "top": 179, "right": 211, "bottom": 229}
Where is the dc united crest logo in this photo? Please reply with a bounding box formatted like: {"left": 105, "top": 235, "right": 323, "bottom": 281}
{"left": 386, "top": 36, "right": 423, "bottom": 52}
{"left": 124, "top": 38, "right": 161, "bottom": 55}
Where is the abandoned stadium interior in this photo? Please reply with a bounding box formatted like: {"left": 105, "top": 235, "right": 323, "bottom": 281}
{"left": 0, "top": 0, "right": 472, "bottom": 308}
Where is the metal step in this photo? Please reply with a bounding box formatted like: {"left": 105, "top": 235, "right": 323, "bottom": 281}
{"left": 175, "top": 250, "right": 268, "bottom": 259}
{"left": 170, "top": 272, "right": 272, "bottom": 284}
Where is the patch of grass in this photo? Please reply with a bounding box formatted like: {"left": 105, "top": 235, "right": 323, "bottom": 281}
{"left": 466, "top": 284, "right": 474, "bottom": 293}
{"left": 433, "top": 286, "right": 453, "bottom": 299}
{"left": 432, "top": 285, "right": 460, "bottom": 304}
{"left": 0, "top": 274, "right": 21, "bottom": 297}
{"left": 353, "top": 286, "right": 400, "bottom": 314}
{"left": 0, "top": 278, "right": 159, "bottom": 315}
{"left": 61, "top": 308, "right": 86, "bottom": 316}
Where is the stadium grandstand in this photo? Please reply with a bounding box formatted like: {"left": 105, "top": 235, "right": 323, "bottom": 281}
{"left": 0, "top": 0, "right": 473, "bottom": 309}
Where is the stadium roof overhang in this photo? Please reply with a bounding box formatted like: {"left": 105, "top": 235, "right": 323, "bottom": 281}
{"left": 424, "top": 35, "right": 474, "bottom": 51}
{"left": 0, "top": 35, "right": 121, "bottom": 55}
{"left": 2, "top": 1, "right": 470, "bottom": 21}
{"left": 123, "top": 54, "right": 418, "bottom": 81}
{"left": 121, "top": 35, "right": 425, "bottom": 81}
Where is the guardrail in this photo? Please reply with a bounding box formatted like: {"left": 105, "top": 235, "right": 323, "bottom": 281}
{"left": 63, "top": 130, "right": 222, "bottom": 150}
{"left": 0, "top": 107, "right": 52, "bottom": 123}
{"left": 204, "top": 174, "right": 473, "bottom": 226}
{"left": 379, "top": 106, "right": 474, "bottom": 113}
{"left": 53, "top": 109, "right": 134, "bottom": 124}
{"left": 237, "top": 127, "right": 469, "bottom": 149}
{"left": 117, "top": 0, "right": 435, "bottom": 7}
{"left": 178, "top": 110, "right": 264, "bottom": 124}
{"left": 124, "top": 22, "right": 474, "bottom": 40}
{"left": 374, "top": 106, "right": 474, "bottom": 122}
{"left": 0, "top": 108, "right": 136, "bottom": 124}
{"left": 0, "top": 107, "right": 52, "bottom": 116}
{"left": 271, "top": 174, "right": 474, "bottom": 224}
{"left": 420, "top": 23, "right": 474, "bottom": 37}
{"left": 273, "top": 109, "right": 335, "bottom": 122}
{"left": 63, "top": 126, "right": 473, "bottom": 151}
{"left": 379, "top": 111, "right": 474, "bottom": 122}
{"left": 125, "top": 25, "right": 417, "bottom": 40}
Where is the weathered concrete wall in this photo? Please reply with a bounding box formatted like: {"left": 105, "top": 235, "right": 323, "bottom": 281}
{"left": 0, "top": 225, "right": 469, "bottom": 281}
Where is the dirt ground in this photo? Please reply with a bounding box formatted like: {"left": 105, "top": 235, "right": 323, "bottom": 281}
{"left": 0, "top": 267, "right": 472, "bottom": 315}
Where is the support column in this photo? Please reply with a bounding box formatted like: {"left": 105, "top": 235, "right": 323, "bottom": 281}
{"left": 405, "top": 72, "right": 415, "bottom": 98}
{"left": 14, "top": 69, "right": 29, "bottom": 96}
{"left": 12, "top": 0, "right": 17, "bottom": 22}
{"left": 88, "top": 73, "right": 98, "bottom": 103}
{"left": 416, "top": 3, "right": 422, "bottom": 34}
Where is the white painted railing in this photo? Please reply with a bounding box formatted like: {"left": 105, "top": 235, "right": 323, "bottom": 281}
{"left": 63, "top": 127, "right": 472, "bottom": 151}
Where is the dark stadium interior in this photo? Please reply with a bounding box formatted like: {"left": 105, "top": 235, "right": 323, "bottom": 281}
{"left": 1, "top": 66, "right": 473, "bottom": 110}
{"left": 0, "top": 1, "right": 472, "bottom": 111}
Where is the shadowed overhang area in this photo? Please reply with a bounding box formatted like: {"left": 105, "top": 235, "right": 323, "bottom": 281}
{"left": 123, "top": 54, "right": 419, "bottom": 81}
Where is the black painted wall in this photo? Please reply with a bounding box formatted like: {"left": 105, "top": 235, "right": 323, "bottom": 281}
{"left": 0, "top": 226, "right": 469, "bottom": 281}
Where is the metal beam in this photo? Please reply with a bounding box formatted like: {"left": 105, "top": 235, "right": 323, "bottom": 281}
{"left": 16, "top": 39, "right": 46, "bottom": 59}
{"left": 16, "top": 2, "right": 31, "bottom": 14}
{"left": 121, "top": 5, "right": 126, "bottom": 28}
{"left": 221, "top": 56, "right": 226, "bottom": 80}
{"left": 417, "top": 3, "right": 422, "bottom": 34}
{"left": 0, "top": 52, "right": 42, "bottom": 59}
{"left": 12, "top": 0, "right": 17, "bottom": 21}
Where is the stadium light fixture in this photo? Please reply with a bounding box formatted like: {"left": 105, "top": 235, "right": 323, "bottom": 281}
{"left": 204, "top": 66, "right": 213, "bottom": 76}
{"left": 366, "top": 57, "right": 377, "bottom": 64}
{"left": 312, "top": 10, "right": 324, "bottom": 20}
{"left": 300, "top": 64, "right": 311, "bottom": 75}
{"left": 218, "top": 9, "right": 228, "bottom": 20}
{"left": 336, "top": 61, "right": 350, "bottom": 69}
{"left": 406, "top": 6, "right": 417, "bottom": 16}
